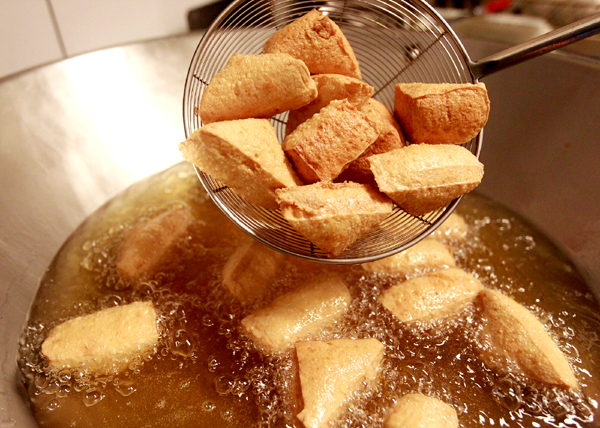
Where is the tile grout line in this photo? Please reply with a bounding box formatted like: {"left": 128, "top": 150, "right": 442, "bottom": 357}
{"left": 45, "top": 0, "right": 68, "bottom": 58}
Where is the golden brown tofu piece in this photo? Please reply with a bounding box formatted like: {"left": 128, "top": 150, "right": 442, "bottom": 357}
{"left": 431, "top": 213, "right": 468, "bottom": 241}
{"left": 41, "top": 301, "right": 159, "bottom": 375}
{"left": 241, "top": 273, "right": 351, "bottom": 353}
{"left": 475, "top": 289, "right": 578, "bottom": 390}
{"left": 117, "top": 206, "right": 194, "bottom": 282}
{"left": 337, "top": 99, "right": 406, "bottom": 185}
{"left": 394, "top": 82, "right": 490, "bottom": 145}
{"left": 283, "top": 99, "right": 378, "bottom": 183}
{"left": 286, "top": 74, "right": 374, "bottom": 135}
{"left": 179, "top": 119, "right": 301, "bottom": 209}
{"left": 361, "top": 238, "right": 455, "bottom": 276}
{"left": 276, "top": 182, "right": 393, "bottom": 257}
{"left": 368, "top": 144, "right": 484, "bottom": 216}
{"left": 296, "top": 338, "right": 384, "bottom": 428}
{"left": 222, "top": 238, "right": 286, "bottom": 304}
{"left": 199, "top": 53, "right": 317, "bottom": 124}
{"left": 384, "top": 394, "right": 458, "bottom": 428}
{"left": 263, "top": 9, "right": 361, "bottom": 79}
{"left": 379, "top": 267, "right": 484, "bottom": 323}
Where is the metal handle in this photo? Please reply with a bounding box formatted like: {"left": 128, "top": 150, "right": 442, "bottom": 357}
{"left": 469, "top": 13, "right": 600, "bottom": 79}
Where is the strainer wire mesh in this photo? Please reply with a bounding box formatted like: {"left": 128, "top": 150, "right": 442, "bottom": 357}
{"left": 183, "top": 0, "right": 481, "bottom": 263}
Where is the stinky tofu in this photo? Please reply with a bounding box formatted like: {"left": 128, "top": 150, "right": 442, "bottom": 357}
{"left": 431, "top": 213, "right": 468, "bottom": 241}
{"left": 475, "top": 289, "right": 578, "bottom": 390}
{"left": 283, "top": 99, "right": 379, "bottom": 183}
{"left": 379, "top": 267, "right": 484, "bottom": 323}
{"left": 263, "top": 9, "right": 361, "bottom": 78}
{"left": 199, "top": 53, "right": 317, "bottom": 124}
{"left": 394, "top": 82, "right": 490, "bottom": 145}
{"left": 276, "top": 182, "right": 393, "bottom": 257}
{"left": 286, "top": 74, "right": 373, "bottom": 135}
{"left": 296, "top": 338, "right": 385, "bottom": 428}
{"left": 337, "top": 99, "right": 406, "bottom": 185}
{"left": 241, "top": 273, "right": 351, "bottom": 353}
{"left": 41, "top": 301, "right": 159, "bottom": 375}
{"left": 222, "top": 238, "right": 286, "bottom": 304}
{"left": 384, "top": 394, "right": 458, "bottom": 428}
{"left": 117, "top": 206, "right": 194, "bottom": 282}
{"left": 361, "top": 238, "right": 455, "bottom": 276}
{"left": 368, "top": 144, "right": 484, "bottom": 216}
{"left": 179, "top": 118, "right": 301, "bottom": 209}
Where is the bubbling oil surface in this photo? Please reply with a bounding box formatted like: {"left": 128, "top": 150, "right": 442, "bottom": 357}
{"left": 18, "top": 162, "right": 600, "bottom": 428}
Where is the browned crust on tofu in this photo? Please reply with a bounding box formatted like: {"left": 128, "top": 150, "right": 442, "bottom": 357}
{"left": 337, "top": 99, "right": 406, "bottom": 185}
{"left": 379, "top": 267, "right": 484, "bottom": 323}
{"left": 178, "top": 118, "right": 301, "bottom": 209}
{"left": 222, "top": 238, "right": 286, "bottom": 304}
{"left": 200, "top": 53, "right": 317, "bottom": 124}
{"left": 384, "top": 394, "right": 458, "bottom": 428}
{"left": 431, "top": 213, "right": 468, "bottom": 241}
{"left": 276, "top": 182, "right": 393, "bottom": 257}
{"left": 394, "top": 82, "right": 490, "bottom": 145}
{"left": 368, "top": 144, "right": 483, "bottom": 216}
{"left": 283, "top": 99, "right": 379, "bottom": 183}
{"left": 117, "top": 206, "right": 194, "bottom": 282}
{"left": 296, "top": 338, "right": 385, "bottom": 428}
{"left": 286, "top": 74, "right": 374, "bottom": 135}
{"left": 361, "top": 238, "right": 455, "bottom": 276}
{"left": 475, "top": 289, "right": 578, "bottom": 390}
{"left": 240, "top": 273, "right": 351, "bottom": 353}
{"left": 263, "top": 9, "right": 361, "bottom": 79}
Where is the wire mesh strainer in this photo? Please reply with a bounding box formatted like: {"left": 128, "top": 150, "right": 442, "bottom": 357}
{"left": 183, "top": 0, "right": 600, "bottom": 264}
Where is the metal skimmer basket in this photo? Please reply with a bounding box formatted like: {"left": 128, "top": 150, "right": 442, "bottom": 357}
{"left": 182, "top": 0, "right": 599, "bottom": 263}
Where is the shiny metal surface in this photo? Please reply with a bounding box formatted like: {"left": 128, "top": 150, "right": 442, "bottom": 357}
{"left": 1, "top": 28, "right": 599, "bottom": 427}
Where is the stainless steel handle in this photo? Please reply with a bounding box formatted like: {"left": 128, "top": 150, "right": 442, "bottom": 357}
{"left": 469, "top": 13, "right": 600, "bottom": 79}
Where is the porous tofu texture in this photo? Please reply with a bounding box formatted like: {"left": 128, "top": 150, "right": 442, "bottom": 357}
{"left": 368, "top": 144, "right": 484, "bottom": 216}
{"left": 286, "top": 74, "right": 374, "bottom": 135}
{"left": 361, "top": 238, "right": 455, "bottom": 276}
{"left": 241, "top": 273, "right": 351, "bottom": 353}
{"left": 179, "top": 118, "right": 301, "bottom": 209}
{"left": 475, "top": 289, "right": 578, "bottom": 390}
{"left": 222, "top": 238, "right": 286, "bottom": 304}
{"left": 379, "top": 267, "right": 484, "bottom": 323}
{"left": 296, "top": 338, "right": 384, "bottom": 428}
{"left": 384, "top": 394, "right": 458, "bottom": 428}
{"left": 276, "top": 182, "right": 393, "bottom": 257}
{"left": 263, "top": 9, "right": 361, "bottom": 78}
{"left": 41, "top": 301, "right": 159, "bottom": 375}
{"left": 394, "top": 82, "right": 490, "bottom": 145}
{"left": 282, "top": 99, "right": 379, "bottom": 184}
{"left": 117, "top": 206, "right": 194, "bottom": 282}
{"left": 199, "top": 53, "right": 317, "bottom": 124}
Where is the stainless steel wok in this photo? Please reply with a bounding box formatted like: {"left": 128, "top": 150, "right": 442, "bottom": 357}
{"left": 1, "top": 22, "right": 599, "bottom": 427}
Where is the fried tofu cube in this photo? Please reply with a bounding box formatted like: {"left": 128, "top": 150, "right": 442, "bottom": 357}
{"left": 361, "top": 238, "right": 455, "bottom": 276}
{"left": 263, "top": 9, "right": 361, "bottom": 79}
{"left": 379, "top": 267, "right": 484, "bottom": 323}
{"left": 222, "top": 238, "right": 286, "bottom": 304}
{"left": 199, "top": 53, "right": 317, "bottom": 124}
{"left": 475, "top": 289, "right": 578, "bottom": 390}
{"left": 337, "top": 99, "right": 406, "bottom": 185}
{"left": 296, "top": 338, "right": 384, "bottom": 428}
{"left": 431, "top": 213, "right": 468, "bottom": 241}
{"left": 384, "top": 394, "right": 458, "bottom": 428}
{"left": 276, "top": 182, "right": 393, "bottom": 257}
{"left": 286, "top": 74, "right": 374, "bottom": 135}
{"left": 394, "top": 82, "right": 490, "bottom": 145}
{"left": 368, "top": 144, "right": 484, "bottom": 216}
{"left": 283, "top": 99, "right": 379, "bottom": 183}
{"left": 117, "top": 206, "right": 194, "bottom": 282}
{"left": 179, "top": 118, "right": 301, "bottom": 209}
{"left": 41, "top": 301, "right": 159, "bottom": 375}
{"left": 241, "top": 273, "right": 351, "bottom": 353}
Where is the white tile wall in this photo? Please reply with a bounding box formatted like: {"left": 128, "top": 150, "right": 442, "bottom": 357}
{"left": 0, "top": 0, "right": 214, "bottom": 80}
